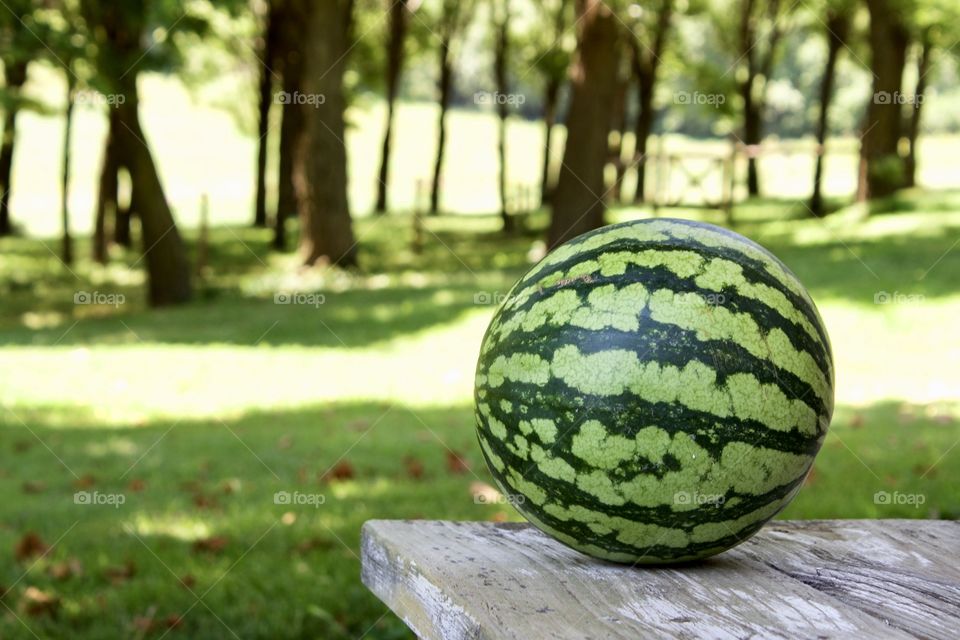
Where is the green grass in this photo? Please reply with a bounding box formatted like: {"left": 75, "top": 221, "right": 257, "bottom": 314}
{"left": 1, "top": 190, "right": 959, "bottom": 638}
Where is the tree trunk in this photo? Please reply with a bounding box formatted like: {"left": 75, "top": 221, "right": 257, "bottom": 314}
{"left": 93, "top": 109, "right": 119, "bottom": 263}
{"left": 253, "top": 0, "right": 281, "bottom": 228}
{"left": 493, "top": 2, "right": 513, "bottom": 232}
{"left": 60, "top": 73, "right": 75, "bottom": 265}
{"left": 809, "top": 10, "right": 849, "bottom": 217}
{"left": 539, "top": 78, "right": 561, "bottom": 208}
{"left": 609, "top": 65, "right": 629, "bottom": 203}
{"left": 629, "top": 0, "right": 672, "bottom": 204}
{"left": 375, "top": 0, "right": 409, "bottom": 214}
{"left": 632, "top": 66, "right": 655, "bottom": 204}
{"left": 273, "top": 0, "right": 308, "bottom": 250}
{"left": 0, "top": 60, "right": 27, "bottom": 237}
{"left": 115, "top": 86, "right": 192, "bottom": 305}
{"left": 904, "top": 35, "right": 930, "bottom": 189}
{"left": 297, "top": 0, "right": 358, "bottom": 267}
{"left": 860, "top": 0, "right": 909, "bottom": 200}
{"left": 429, "top": 42, "right": 453, "bottom": 215}
{"left": 548, "top": 0, "right": 619, "bottom": 249}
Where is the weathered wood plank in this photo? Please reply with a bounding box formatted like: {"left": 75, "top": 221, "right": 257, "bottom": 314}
{"left": 361, "top": 520, "right": 942, "bottom": 640}
{"left": 742, "top": 520, "right": 960, "bottom": 639}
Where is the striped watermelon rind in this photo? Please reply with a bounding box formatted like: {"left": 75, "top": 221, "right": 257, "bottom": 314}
{"left": 474, "top": 218, "right": 834, "bottom": 564}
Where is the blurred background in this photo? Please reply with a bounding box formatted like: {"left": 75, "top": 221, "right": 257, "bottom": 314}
{"left": 0, "top": 0, "right": 957, "bottom": 637}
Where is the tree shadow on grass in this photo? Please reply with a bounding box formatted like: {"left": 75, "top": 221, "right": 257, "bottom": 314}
{"left": 0, "top": 400, "right": 489, "bottom": 639}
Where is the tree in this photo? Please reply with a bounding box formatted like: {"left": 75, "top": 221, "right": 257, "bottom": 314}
{"left": 60, "top": 71, "right": 75, "bottom": 264}
{"left": 374, "top": 0, "right": 412, "bottom": 214}
{"left": 427, "top": 0, "right": 476, "bottom": 215}
{"left": 548, "top": 0, "right": 620, "bottom": 249}
{"left": 253, "top": 0, "right": 282, "bottom": 228}
{"left": 809, "top": 1, "right": 853, "bottom": 216}
{"left": 93, "top": 109, "right": 119, "bottom": 262}
{"left": 272, "top": 0, "right": 308, "bottom": 250}
{"left": 625, "top": 0, "right": 673, "bottom": 203}
{"left": 858, "top": 0, "right": 912, "bottom": 200}
{"left": 902, "top": 1, "right": 956, "bottom": 188}
{"left": 0, "top": 1, "right": 36, "bottom": 237}
{"left": 492, "top": 0, "right": 514, "bottom": 231}
{"left": 524, "top": 0, "right": 572, "bottom": 207}
{"left": 296, "top": 0, "right": 358, "bottom": 266}
{"left": 732, "top": 0, "right": 793, "bottom": 197}
{"left": 82, "top": 1, "right": 192, "bottom": 305}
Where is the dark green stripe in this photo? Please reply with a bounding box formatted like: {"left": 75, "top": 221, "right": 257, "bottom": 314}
{"left": 517, "top": 230, "right": 832, "bottom": 369}
{"left": 501, "top": 259, "right": 832, "bottom": 391}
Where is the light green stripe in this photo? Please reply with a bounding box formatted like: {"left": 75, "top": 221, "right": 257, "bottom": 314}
{"left": 529, "top": 419, "right": 811, "bottom": 509}
{"left": 549, "top": 345, "right": 819, "bottom": 435}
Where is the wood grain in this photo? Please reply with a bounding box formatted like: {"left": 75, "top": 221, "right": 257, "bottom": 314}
{"left": 361, "top": 519, "right": 958, "bottom": 639}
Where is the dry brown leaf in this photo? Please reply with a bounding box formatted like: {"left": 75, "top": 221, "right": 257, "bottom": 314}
{"left": 21, "top": 586, "right": 59, "bottom": 617}
{"left": 404, "top": 456, "right": 424, "bottom": 480}
{"left": 73, "top": 474, "right": 96, "bottom": 489}
{"left": 103, "top": 560, "right": 136, "bottom": 584}
{"left": 446, "top": 451, "right": 470, "bottom": 475}
{"left": 14, "top": 532, "right": 49, "bottom": 562}
{"left": 192, "top": 536, "right": 229, "bottom": 555}
{"left": 321, "top": 461, "right": 354, "bottom": 483}
{"left": 21, "top": 481, "right": 46, "bottom": 494}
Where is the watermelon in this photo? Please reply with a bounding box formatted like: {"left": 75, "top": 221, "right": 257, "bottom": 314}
{"left": 474, "top": 218, "right": 834, "bottom": 564}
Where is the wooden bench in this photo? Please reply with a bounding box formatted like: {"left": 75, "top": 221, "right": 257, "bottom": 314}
{"left": 361, "top": 519, "right": 960, "bottom": 639}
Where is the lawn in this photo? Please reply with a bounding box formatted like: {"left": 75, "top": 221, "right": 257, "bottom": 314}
{"left": 1, "top": 187, "right": 959, "bottom": 637}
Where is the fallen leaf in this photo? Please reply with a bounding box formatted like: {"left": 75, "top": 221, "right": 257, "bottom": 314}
{"left": 849, "top": 414, "right": 864, "bottom": 429}
{"left": 179, "top": 574, "right": 196, "bottom": 589}
{"left": 192, "top": 493, "right": 218, "bottom": 510}
{"left": 490, "top": 511, "right": 509, "bottom": 522}
{"left": 14, "top": 532, "right": 49, "bottom": 562}
{"left": 446, "top": 451, "right": 470, "bottom": 475}
{"left": 21, "top": 586, "right": 59, "bottom": 617}
{"left": 73, "top": 474, "right": 96, "bottom": 489}
{"left": 21, "top": 481, "right": 47, "bottom": 494}
{"left": 127, "top": 478, "right": 146, "bottom": 492}
{"left": 192, "top": 536, "right": 229, "bottom": 555}
{"left": 295, "top": 537, "right": 332, "bottom": 554}
{"left": 103, "top": 560, "right": 136, "bottom": 584}
{"left": 320, "top": 461, "right": 354, "bottom": 483}
{"left": 48, "top": 558, "right": 83, "bottom": 581}
{"left": 221, "top": 478, "right": 241, "bottom": 495}
{"left": 404, "top": 456, "right": 424, "bottom": 480}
